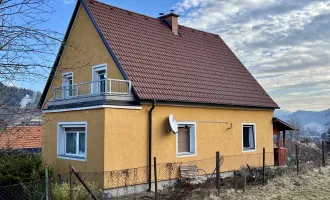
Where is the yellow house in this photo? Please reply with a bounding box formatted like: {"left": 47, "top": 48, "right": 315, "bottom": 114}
{"left": 39, "top": 0, "right": 281, "bottom": 188}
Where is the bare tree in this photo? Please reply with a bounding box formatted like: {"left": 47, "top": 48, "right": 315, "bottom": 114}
{"left": 0, "top": 0, "right": 92, "bottom": 135}
{"left": 0, "top": 0, "right": 61, "bottom": 134}
{"left": 0, "top": 0, "right": 62, "bottom": 83}
{"left": 287, "top": 116, "right": 304, "bottom": 141}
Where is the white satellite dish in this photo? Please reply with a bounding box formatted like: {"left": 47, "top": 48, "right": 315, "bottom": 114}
{"left": 168, "top": 114, "right": 178, "bottom": 134}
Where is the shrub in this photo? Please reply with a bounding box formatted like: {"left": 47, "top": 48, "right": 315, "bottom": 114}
{"left": 52, "top": 182, "right": 104, "bottom": 200}
{"left": 0, "top": 150, "right": 54, "bottom": 185}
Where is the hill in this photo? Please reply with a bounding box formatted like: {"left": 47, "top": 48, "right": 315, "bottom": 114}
{"left": 0, "top": 83, "right": 41, "bottom": 127}
{"left": 275, "top": 109, "right": 330, "bottom": 136}
{"left": 0, "top": 82, "right": 41, "bottom": 109}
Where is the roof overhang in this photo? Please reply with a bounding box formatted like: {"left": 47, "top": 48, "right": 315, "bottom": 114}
{"left": 273, "top": 117, "right": 297, "bottom": 131}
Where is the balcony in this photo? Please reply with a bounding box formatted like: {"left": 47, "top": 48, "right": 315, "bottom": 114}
{"left": 48, "top": 79, "right": 133, "bottom": 108}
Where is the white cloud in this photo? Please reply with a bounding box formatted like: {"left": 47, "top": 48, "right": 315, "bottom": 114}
{"left": 63, "top": 0, "right": 75, "bottom": 4}
{"left": 174, "top": 0, "right": 330, "bottom": 111}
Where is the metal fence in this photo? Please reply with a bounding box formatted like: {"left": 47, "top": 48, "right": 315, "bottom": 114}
{"left": 53, "top": 79, "right": 132, "bottom": 100}
{"left": 0, "top": 175, "right": 51, "bottom": 200}
{"left": 0, "top": 142, "right": 327, "bottom": 200}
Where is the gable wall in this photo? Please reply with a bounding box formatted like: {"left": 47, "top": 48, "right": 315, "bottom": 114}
{"left": 43, "top": 4, "right": 124, "bottom": 108}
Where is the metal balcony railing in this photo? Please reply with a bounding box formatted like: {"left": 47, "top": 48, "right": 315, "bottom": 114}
{"left": 53, "top": 79, "right": 132, "bottom": 100}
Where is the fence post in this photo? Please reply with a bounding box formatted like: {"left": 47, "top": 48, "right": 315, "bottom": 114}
{"left": 45, "top": 167, "right": 49, "bottom": 200}
{"left": 262, "top": 148, "right": 265, "bottom": 185}
{"left": 295, "top": 144, "right": 299, "bottom": 175}
{"left": 322, "top": 141, "right": 326, "bottom": 167}
{"left": 153, "top": 157, "right": 158, "bottom": 199}
{"left": 216, "top": 151, "right": 220, "bottom": 194}
{"left": 243, "top": 172, "right": 246, "bottom": 192}
{"left": 69, "top": 165, "right": 73, "bottom": 200}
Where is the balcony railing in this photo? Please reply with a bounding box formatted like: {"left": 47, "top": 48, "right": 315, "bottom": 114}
{"left": 53, "top": 79, "right": 132, "bottom": 100}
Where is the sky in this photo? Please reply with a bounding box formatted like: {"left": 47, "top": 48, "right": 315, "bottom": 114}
{"left": 24, "top": 0, "right": 330, "bottom": 112}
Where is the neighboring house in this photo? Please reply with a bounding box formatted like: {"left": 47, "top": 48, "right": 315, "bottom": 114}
{"left": 0, "top": 126, "right": 42, "bottom": 152}
{"left": 39, "top": 0, "right": 290, "bottom": 182}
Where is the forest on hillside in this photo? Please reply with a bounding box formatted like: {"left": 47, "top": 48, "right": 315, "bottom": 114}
{"left": 0, "top": 83, "right": 41, "bottom": 128}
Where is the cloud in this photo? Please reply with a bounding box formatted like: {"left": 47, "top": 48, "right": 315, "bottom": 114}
{"left": 174, "top": 0, "right": 330, "bottom": 111}
{"left": 63, "top": 0, "right": 75, "bottom": 4}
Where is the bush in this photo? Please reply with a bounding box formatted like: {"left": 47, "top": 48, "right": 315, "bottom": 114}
{"left": 52, "top": 182, "right": 104, "bottom": 200}
{"left": 0, "top": 150, "right": 54, "bottom": 185}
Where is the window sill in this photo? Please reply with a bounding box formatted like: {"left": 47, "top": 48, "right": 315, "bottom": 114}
{"left": 242, "top": 149, "right": 256, "bottom": 152}
{"left": 57, "top": 155, "right": 86, "bottom": 161}
{"left": 177, "top": 152, "right": 196, "bottom": 158}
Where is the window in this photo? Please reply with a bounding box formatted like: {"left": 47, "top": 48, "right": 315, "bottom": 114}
{"left": 65, "top": 127, "right": 86, "bottom": 156}
{"left": 58, "top": 122, "right": 87, "bottom": 160}
{"left": 92, "top": 64, "right": 107, "bottom": 94}
{"left": 62, "top": 72, "right": 73, "bottom": 98}
{"left": 176, "top": 122, "right": 196, "bottom": 157}
{"left": 242, "top": 124, "right": 256, "bottom": 151}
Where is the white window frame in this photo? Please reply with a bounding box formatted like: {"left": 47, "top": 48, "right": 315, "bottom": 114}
{"left": 242, "top": 123, "right": 256, "bottom": 152}
{"left": 176, "top": 122, "right": 197, "bottom": 157}
{"left": 62, "top": 72, "right": 74, "bottom": 98}
{"left": 57, "top": 122, "right": 87, "bottom": 161}
{"left": 92, "top": 64, "right": 107, "bottom": 94}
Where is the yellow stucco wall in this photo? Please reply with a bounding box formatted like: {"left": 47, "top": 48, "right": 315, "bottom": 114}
{"left": 105, "top": 105, "right": 274, "bottom": 173}
{"left": 43, "top": 109, "right": 105, "bottom": 175}
{"left": 42, "top": 4, "right": 123, "bottom": 108}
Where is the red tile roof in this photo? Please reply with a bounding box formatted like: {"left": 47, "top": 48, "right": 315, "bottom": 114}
{"left": 0, "top": 126, "right": 42, "bottom": 149}
{"left": 84, "top": 0, "right": 278, "bottom": 109}
{"left": 39, "top": 0, "right": 279, "bottom": 109}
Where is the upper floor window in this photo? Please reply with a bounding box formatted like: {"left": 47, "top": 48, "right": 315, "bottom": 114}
{"left": 242, "top": 124, "right": 256, "bottom": 151}
{"left": 92, "top": 64, "right": 107, "bottom": 94}
{"left": 62, "top": 72, "right": 73, "bottom": 97}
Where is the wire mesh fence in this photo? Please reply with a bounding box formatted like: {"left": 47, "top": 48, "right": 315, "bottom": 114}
{"left": 0, "top": 142, "right": 328, "bottom": 200}
{"left": 0, "top": 178, "right": 50, "bottom": 200}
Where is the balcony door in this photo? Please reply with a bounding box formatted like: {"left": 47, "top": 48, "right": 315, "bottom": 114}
{"left": 62, "top": 72, "right": 73, "bottom": 98}
{"left": 92, "top": 64, "right": 107, "bottom": 94}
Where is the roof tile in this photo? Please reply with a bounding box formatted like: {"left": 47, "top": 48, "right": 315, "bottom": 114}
{"left": 0, "top": 126, "right": 42, "bottom": 149}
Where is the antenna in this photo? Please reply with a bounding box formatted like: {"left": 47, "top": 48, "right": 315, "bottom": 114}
{"left": 168, "top": 114, "right": 178, "bottom": 134}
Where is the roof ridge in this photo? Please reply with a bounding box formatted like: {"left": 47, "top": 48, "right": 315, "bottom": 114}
{"left": 90, "top": 0, "right": 219, "bottom": 37}
{"left": 178, "top": 25, "right": 219, "bottom": 36}
{"left": 90, "top": 0, "right": 161, "bottom": 21}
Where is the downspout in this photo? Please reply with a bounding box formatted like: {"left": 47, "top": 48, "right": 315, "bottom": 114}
{"left": 148, "top": 100, "right": 156, "bottom": 191}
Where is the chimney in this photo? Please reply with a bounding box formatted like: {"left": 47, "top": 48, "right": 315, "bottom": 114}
{"left": 159, "top": 10, "right": 180, "bottom": 35}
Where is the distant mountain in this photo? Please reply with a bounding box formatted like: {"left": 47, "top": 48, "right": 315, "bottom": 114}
{"left": 275, "top": 108, "right": 330, "bottom": 135}
{"left": 0, "top": 82, "right": 41, "bottom": 109}
{"left": 0, "top": 83, "right": 41, "bottom": 127}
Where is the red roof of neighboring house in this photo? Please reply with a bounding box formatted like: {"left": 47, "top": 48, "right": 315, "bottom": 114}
{"left": 39, "top": 0, "right": 279, "bottom": 109}
{"left": 0, "top": 126, "right": 42, "bottom": 149}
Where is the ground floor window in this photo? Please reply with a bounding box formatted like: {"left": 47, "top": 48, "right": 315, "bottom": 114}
{"left": 176, "top": 122, "right": 196, "bottom": 157}
{"left": 58, "top": 122, "right": 87, "bottom": 160}
{"left": 242, "top": 124, "right": 256, "bottom": 151}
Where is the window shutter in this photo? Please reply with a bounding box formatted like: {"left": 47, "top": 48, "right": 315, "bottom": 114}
{"left": 178, "top": 127, "right": 190, "bottom": 153}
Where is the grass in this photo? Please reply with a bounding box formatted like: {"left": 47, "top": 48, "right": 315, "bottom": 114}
{"left": 211, "top": 167, "right": 330, "bottom": 200}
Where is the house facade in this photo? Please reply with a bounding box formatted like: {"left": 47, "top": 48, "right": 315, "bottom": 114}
{"left": 39, "top": 0, "right": 279, "bottom": 178}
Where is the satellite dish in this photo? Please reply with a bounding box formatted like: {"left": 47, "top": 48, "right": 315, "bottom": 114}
{"left": 168, "top": 114, "right": 178, "bottom": 134}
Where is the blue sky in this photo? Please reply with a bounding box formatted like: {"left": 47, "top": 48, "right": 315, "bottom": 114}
{"left": 22, "top": 0, "right": 330, "bottom": 112}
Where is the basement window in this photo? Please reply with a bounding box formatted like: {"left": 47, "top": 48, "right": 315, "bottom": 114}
{"left": 57, "top": 122, "right": 87, "bottom": 161}
{"left": 176, "top": 122, "right": 196, "bottom": 157}
{"left": 242, "top": 124, "right": 256, "bottom": 152}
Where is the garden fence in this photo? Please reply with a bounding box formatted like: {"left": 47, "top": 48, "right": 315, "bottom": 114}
{"left": 0, "top": 141, "right": 327, "bottom": 199}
